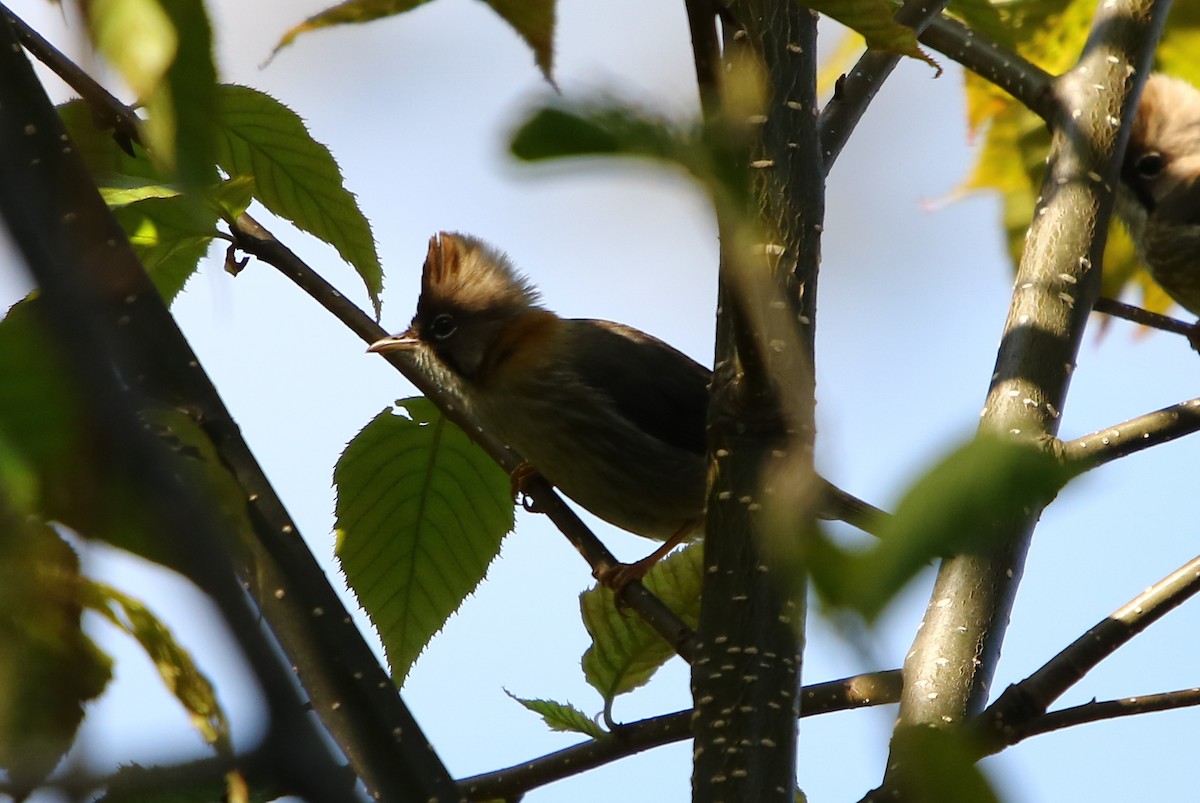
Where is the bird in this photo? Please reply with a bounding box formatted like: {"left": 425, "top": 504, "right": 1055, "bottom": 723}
{"left": 368, "top": 232, "right": 883, "bottom": 588}
{"left": 1116, "top": 73, "right": 1200, "bottom": 317}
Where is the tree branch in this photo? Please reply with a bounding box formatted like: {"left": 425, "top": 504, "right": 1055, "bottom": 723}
{"left": 1010, "top": 687, "right": 1200, "bottom": 744}
{"left": 1093, "top": 296, "right": 1197, "bottom": 338}
{"left": 1062, "top": 396, "right": 1200, "bottom": 469}
{"left": 877, "top": 0, "right": 1171, "bottom": 797}
{"left": 458, "top": 670, "right": 902, "bottom": 800}
{"left": 917, "top": 15, "right": 1056, "bottom": 120}
{"left": 975, "top": 553, "right": 1200, "bottom": 753}
{"left": 818, "top": 0, "right": 952, "bottom": 172}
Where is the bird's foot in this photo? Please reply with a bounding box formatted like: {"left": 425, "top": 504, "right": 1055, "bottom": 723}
{"left": 510, "top": 462, "right": 543, "bottom": 513}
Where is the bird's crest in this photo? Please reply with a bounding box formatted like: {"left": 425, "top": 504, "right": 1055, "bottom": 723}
{"left": 420, "top": 232, "right": 542, "bottom": 315}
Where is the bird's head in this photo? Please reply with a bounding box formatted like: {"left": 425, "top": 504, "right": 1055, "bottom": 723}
{"left": 369, "top": 232, "right": 546, "bottom": 382}
{"left": 1122, "top": 73, "right": 1200, "bottom": 228}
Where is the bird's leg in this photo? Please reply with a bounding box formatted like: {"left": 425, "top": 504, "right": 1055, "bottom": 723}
{"left": 598, "top": 520, "right": 699, "bottom": 597}
{"left": 510, "top": 461, "right": 543, "bottom": 513}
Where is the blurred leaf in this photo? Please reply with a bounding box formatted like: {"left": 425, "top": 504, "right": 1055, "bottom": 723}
{"left": 581, "top": 544, "right": 702, "bottom": 703}
{"left": 213, "top": 84, "right": 383, "bottom": 316}
{"left": 506, "top": 691, "right": 605, "bottom": 739}
{"left": 807, "top": 0, "right": 939, "bottom": 72}
{"left": 817, "top": 30, "right": 867, "bottom": 97}
{"left": 0, "top": 519, "right": 113, "bottom": 796}
{"left": 334, "top": 398, "right": 513, "bottom": 685}
{"left": 97, "top": 762, "right": 282, "bottom": 803}
{"left": 98, "top": 175, "right": 183, "bottom": 207}
{"left": 85, "top": 0, "right": 177, "bottom": 119}
{"left": 155, "top": 0, "right": 218, "bottom": 190}
{"left": 812, "top": 435, "right": 1072, "bottom": 621}
{"left": 274, "top": 0, "right": 435, "bottom": 56}
{"left": 83, "top": 581, "right": 230, "bottom": 753}
{"left": 887, "top": 727, "right": 1001, "bottom": 803}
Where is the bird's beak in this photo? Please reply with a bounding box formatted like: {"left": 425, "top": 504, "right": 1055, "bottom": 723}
{"left": 367, "top": 330, "right": 419, "bottom": 354}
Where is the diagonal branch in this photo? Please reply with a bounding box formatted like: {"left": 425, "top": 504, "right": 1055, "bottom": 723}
{"left": 1062, "top": 396, "right": 1200, "bottom": 469}
{"left": 458, "top": 670, "right": 903, "bottom": 800}
{"left": 1009, "top": 687, "right": 1200, "bottom": 744}
{"left": 975, "top": 553, "right": 1200, "bottom": 753}
{"left": 874, "top": 0, "right": 1171, "bottom": 798}
{"left": 818, "top": 0, "right": 952, "bottom": 172}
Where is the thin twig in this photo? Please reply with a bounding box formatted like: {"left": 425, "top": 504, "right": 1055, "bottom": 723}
{"left": 975, "top": 553, "right": 1200, "bottom": 754}
{"left": 1093, "top": 296, "right": 1197, "bottom": 338}
{"left": 1062, "top": 396, "right": 1200, "bottom": 469}
{"left": 1016, "top": 687, "right": 1200, "bottom": 743}
{"left": 818, "top": 0, "right": 952, "bottom": 172}
{"left": 918, "top": 15, "right": 1056, "bottom": 120}
{"left": 458, "top": 670, "right": 902, "bottom": 801}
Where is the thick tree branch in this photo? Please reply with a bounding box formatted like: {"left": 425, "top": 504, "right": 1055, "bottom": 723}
{"left": 818, "top": 0, "right": 951, "bottom": 172}
{"left": 0, "top": 16, "right": 374, "bottom": 802}
{"left": 876, "top": 0, "right": 1171, "bottom": 798}
{"left": 1063, "top": 396, "right": 1200, "bottom": 469}
{"left": 458, "top": 670, "right": 902, "bottom": 800}
{"left": 975, "top": 553, "right": 1200, "bottom": 753}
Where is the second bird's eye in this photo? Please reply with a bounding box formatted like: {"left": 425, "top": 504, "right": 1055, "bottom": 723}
{"left": 1136, "top": 151, "right": 1165, "bottom": 178}
{"left": 428, "top": 313, "right": 457, "bottom": 340}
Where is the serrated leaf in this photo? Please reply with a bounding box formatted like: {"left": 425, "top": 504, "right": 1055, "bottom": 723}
{"left": 334, "top": 397, "right": 513, "bottom": 685}
{"left": 83, "top": 581, "right": 230, "bottom": 753}
{"left": 273, "top": 0, "right": 435, "bottom": 56}
{"left": 213, "top": 84, "right": 383, "bottom": 316}
{"left": 0, "top": 519, "right": 113, "bottom": 796}
{"left": 580, "top": 544, "right": 703, "bottom": 703}
{"left": 811, "top": 435, "right": 1073, "bottom": 621}
{"left": 807, "top": 0, "right": 939, "bottom": 72}
{"left": 506, "top": 690, "right": 605, "bottom": 739}
{"left": 483, "top": 0, "right": 556, "bottom": 81}
{"left": 114, "top": 196, "right": 219, "bottom": 304}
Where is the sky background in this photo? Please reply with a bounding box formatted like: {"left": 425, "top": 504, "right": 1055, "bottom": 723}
{"left": 3, "top": 1, "right": 1199, "bottom": 801}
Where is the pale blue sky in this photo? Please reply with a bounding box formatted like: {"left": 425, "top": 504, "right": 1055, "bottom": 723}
{"left": 4, "top": 1, "right": 1199, "bottom": 801}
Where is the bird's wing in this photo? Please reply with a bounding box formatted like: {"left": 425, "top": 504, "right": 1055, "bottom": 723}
{"left": 569, "top": 320, "right": 710, "bottom": 456}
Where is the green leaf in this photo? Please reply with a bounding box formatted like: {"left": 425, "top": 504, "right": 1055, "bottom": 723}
{"left": 334, "top": 398, "right": 513, "bottom": 685}
{"left": 506, "top": 690, "right": 606, "bottom": 739}
{"left": 155, "top": 0, "right": 218, "bottom": 190}
{"left": 483, "top": 0, "right": 556, "bottom": 81}
{"left": 806, "top": 0, "right": 939, "bottom": 72}
{"left": 83, "top": 581, "right": 230, "bottom": 753}
{"left": 273, "top": 0, "right": 435, "bottom": 56}
{"left": 114, "top": 196, "right": 219, "bottom": 304}
{"left": 86, "top": 0, "right": 177, "bottom": 103}
{"left": 213, "top": 84, "right": 383, "bottom": 316}
{"left": 0, "top": 519, "right": 113, "bottom": 796}
{"left": 812, "top": 435, "right": 1073, "bottom": 621}
{"left": 580, "top": 543, "right": 703, "bottom": 703}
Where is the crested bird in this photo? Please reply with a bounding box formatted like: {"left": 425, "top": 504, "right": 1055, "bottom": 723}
{"left": 369, "top": 232, "right": 882, "bottom": 588}
{"left": 1117, "top": 72, "right": 1200, "bottom": 317}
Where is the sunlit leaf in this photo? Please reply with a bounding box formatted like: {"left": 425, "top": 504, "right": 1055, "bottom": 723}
{"left": 334, "top": 398, "right": 513, "bottom": 685}
{"left": 214, "top": 84, "right": 383, "bottom": 316}
{"left": 273, "top": 0, "right": 435, "bottom": 56}
{"left": 581, "top": 544, "right": 702, "bottom": 703}
{"left": 807, "top": 0, "right": 939, "bottom": 72}
{"left": 506, "top": 691, "right": 606, "bottom": 739}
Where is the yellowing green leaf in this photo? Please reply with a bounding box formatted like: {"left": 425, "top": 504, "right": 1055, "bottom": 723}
{"left": 273, "top": 0, "right": 435, "bottom": 56}
{"left": 84, "top": 581, "right": 230, "bottom": 753}
{"left": 334, "top": 398, "right": 513, "bottom": 685}
{"left": 807, "top": 0, "right": 939, "bottom": 72}
{"left": 580, "top": 544, "right": 702, "bottom": 703}
{"left": 214, "top": 84, "right": 383, "bottom": 316}
{"left": 86, "top": 0, "right": 177, "bottom": 101}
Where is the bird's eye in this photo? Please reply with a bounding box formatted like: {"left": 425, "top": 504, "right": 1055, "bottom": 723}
{"left": 1136, "top": 152, "right": 1165, "bottom": 179}
{"left": 428, "top": 313, "right": 457, "bottom": 341}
